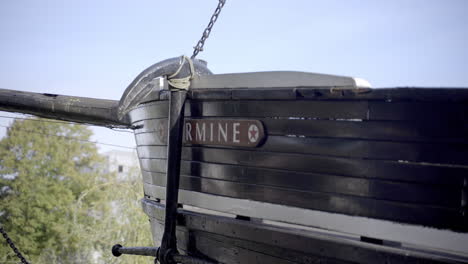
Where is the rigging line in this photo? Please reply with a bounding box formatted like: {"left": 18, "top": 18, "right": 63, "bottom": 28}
{"left": 0, "top": 115, "right": 134, "bottom": 134}
{"left": 0, "top": 124, "right": 136, "bottom": 150}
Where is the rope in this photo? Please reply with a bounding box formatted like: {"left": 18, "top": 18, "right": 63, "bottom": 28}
{"left": 167, "top": 56, "right": 195, "bottom": 90}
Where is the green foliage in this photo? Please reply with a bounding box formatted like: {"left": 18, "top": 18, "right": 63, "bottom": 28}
{"left": 0, "top": 118, "right": 152, "bottom": 264}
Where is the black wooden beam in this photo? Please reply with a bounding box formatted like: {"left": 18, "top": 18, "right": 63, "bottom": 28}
{"left": 0, "top": 88, "right": 130, "bottom": 127}
{"left": 135, "top": 133, "right": 468, "bottom": 165}
{"left": 159, "top": 91, "right": 188, "bottom": 264}
{"left": 140, "top": 165, "right": 462, "bottom": 207}
{"left": 132, "top": 117, "right": 468, "bottom": 144}
{"left": 136, "top": 146, "right": 467, "bottom": 185}
{"left": 142, "top": 179, "right": 465, "bottom": 232}
{"left": 129, "top": 99, "right": 467, "bottom": 123}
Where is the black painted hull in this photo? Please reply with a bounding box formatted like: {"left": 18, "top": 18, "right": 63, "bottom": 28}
{"left": 129, "top": 87, "right": 468, "bottom": 263}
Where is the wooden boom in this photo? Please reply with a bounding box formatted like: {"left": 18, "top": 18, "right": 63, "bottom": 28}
{"left": 0, "top": 88, "right": 131, "bottom": 128}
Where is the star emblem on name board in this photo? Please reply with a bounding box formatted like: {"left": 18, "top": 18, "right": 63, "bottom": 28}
{"left": 248, "top": 124, "right": 259, "bottom": 143}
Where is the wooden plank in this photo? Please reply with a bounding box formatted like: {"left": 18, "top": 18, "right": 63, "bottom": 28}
{"left": 136, "top": 130, "right": 167, "bottom": 145}
{"left": 143, "top": 179, "right": 464, "bottom": 231}
{"left": 184, "top": 147, "right": 468, "bottom": 184}
{"left": 140, "top": 158, "right": 167, "bottom": 172}
{"left": 128, "top": 101, "right": 169, "bottom": 122}
{"left": 256, "top": 136, "right": 468, "bottom": 165}
{"left": 138, "top": 147, "right": 468, "bottom": 185}
{"left": 143, "top": 199, "right": 467, "bottom": 263}
{"left": 261, "top": 118, "right": 468, "bottom": 143}
{"left": 192, "top": 231, "right": 351, "bottom": 264}
{"left": 140, "top": 161, "right": 462, "bottom": 207}
{"left": 129, "top": 99, "right": 467, "bottom": 123}
{"left": 185, "top": 87, "right": 468, "bottom": 102}
{"left": 148, "top": 218, "right": 165, "bottom": 244}
{"left": 368, "top": 101, "right": 467, "bottom": 122}
{"left": 129, "top": 100, "right": 369, "bottom": 120}
{"left": 137, "top": 145, "right": 167, "bottom": 159}
{"left": 145, "top": 186, "right": 468, "bottom": 251}
{"left": 132, "top": 119, "right": 168, "bottom": 140}
{"left": 231, "top": 88, "right": 298, "bottom": 100}
{"left": 296, "top": 87, "right": 468, "bottom": 102}
{"left": 133, "top": 117, "right": 468, "bottom": 143}
{"left": 171, "top": 226, "right": 306, "bottom": 264}
{"left": 361, "top": 88, "right": 468, "bottom": 102}
{"left": 185, "top": 100, "right": 369, "bottom": 119}
{"left": 188, "top": 89, "right": 233, "bottom": 100}
{"left": 189, "top": 231, "right": 301, "bottom": 264}
{"left": 136, "top": 147, "right": 468, "bottom": 185}
{"left": 135, "top": 131, "right": 468, "bottom": 165}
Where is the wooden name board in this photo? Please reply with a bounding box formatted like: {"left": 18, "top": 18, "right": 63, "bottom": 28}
{"left": 184, "top": 119, "right": 265, "bottom": 147}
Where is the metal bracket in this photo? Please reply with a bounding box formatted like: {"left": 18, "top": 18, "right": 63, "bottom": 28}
{"left": 112, "top": 244, "right": 216, "bottom": 264}
{"left": 112, "top": 244, "right": 159, "bottom": 257}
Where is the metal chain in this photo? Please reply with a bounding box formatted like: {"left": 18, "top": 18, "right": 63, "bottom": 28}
{"left": 191, "top": 0, "right": 226, "bottom": 59}
{"left": 0, "top": 226, "right": 30, "bottom": 264}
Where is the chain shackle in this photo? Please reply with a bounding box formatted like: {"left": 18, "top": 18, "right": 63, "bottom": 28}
{"left": 191, "top": 0, "right": 226, "bottom": 59}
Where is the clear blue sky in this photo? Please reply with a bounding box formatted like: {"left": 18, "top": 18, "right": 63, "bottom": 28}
{"left": 1, "top": 0, "right": 467, "bottom": 151}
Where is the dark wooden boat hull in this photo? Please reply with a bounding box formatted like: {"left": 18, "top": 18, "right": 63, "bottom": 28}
{"left": 1, "top": 77, "right": 467, "bottom": 262}
{"left": 129, "top": 86, "right": 468, "bottom": 263}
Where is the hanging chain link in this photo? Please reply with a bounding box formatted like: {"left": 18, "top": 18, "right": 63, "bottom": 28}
{"left": 191, "top": 0, "right": 226, "bottom": 59}
{"left": 0, "top": 226, "right": 30, "bottom": 264}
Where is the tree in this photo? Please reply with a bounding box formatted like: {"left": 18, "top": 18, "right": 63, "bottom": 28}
{"left": 0, "top": 118, "right": 152, "bottom": 264}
